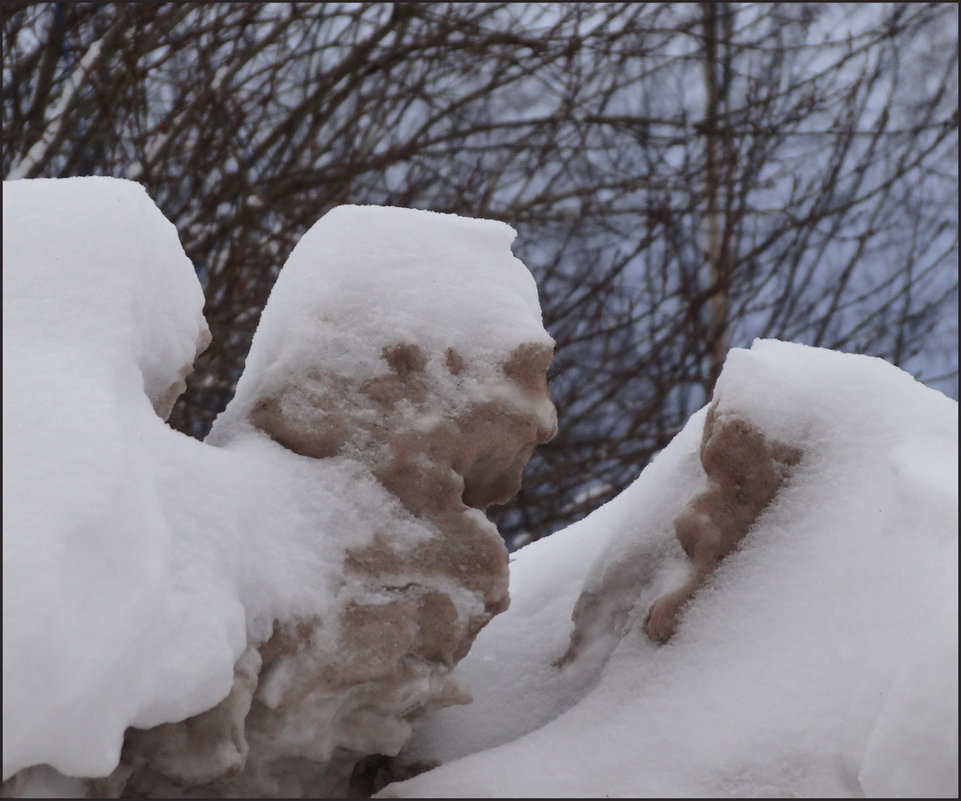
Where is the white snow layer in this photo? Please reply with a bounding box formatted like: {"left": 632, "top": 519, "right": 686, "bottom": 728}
{"left": 3, "top": 176, "right": 956, "bottom": 799}
{"left": 2, "top": 180, "right": 551, "bottom": 784}
{"left": 388, "top": 340, "right": 958, "bottom": 799}
{"left": 3, "top": 177, "right": 232, "bottom": 780}
{"left": 209, "top": 203, "right": 553, "bottom": 444}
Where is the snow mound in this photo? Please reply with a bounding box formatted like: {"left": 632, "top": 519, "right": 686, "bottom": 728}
{"left": 387, "top": 339, "right": 959, "bottom": 799}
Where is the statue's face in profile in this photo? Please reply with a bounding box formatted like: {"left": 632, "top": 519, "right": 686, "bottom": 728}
{"left": 456, "top": 343, "right": 557, "bottom": 509}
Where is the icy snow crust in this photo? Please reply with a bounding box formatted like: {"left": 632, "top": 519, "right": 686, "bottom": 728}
{"left": 2, "top": 181, "right": 549, "bottom": 784}
{"left": 391, "top": 340, "right": 959, "bottom": 799}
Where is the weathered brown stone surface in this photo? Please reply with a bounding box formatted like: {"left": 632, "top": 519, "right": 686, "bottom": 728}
{"left": 557, "top": 401, "right": 801, "bottom": 668}
{"left": 645, "top": 404, "right": 801, "bottom": 643}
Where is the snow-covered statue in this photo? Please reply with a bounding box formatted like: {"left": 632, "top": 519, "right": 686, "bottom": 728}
{"left": 170, "top": 205, "right": 558, "bottom": 797}
{"left": 2, "top": 182, "right": 556, "bottom": 798}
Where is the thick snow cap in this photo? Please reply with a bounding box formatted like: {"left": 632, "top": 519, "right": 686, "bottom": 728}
{"left": 2, "top": 177, "right": 209, "bottom": 412}
{"left": 211, "top": 204, "right": 554, "bottom": 440}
